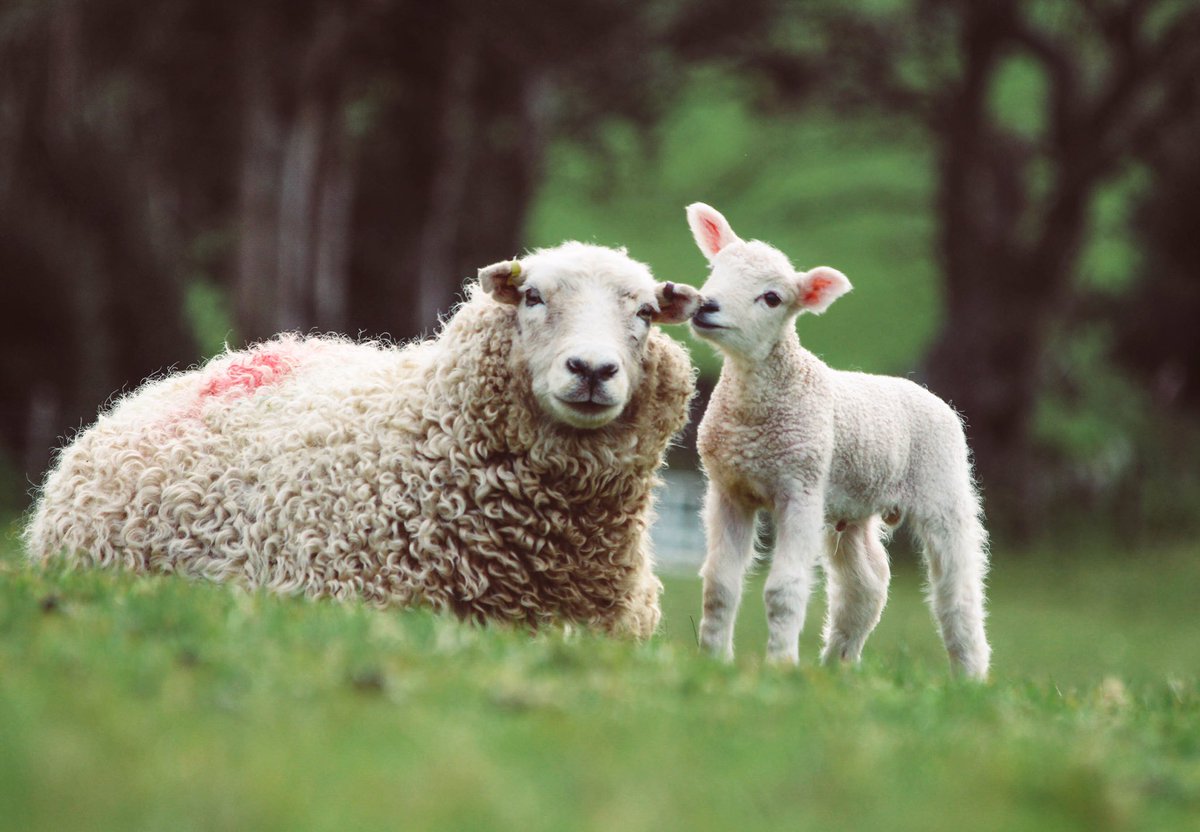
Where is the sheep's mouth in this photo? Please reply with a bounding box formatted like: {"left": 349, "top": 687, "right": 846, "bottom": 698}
{"left": 691, "top": 317, "right": 725, "bottom": 331}
{"left": 551, "top": 395, "right": 624, "bottom": 429}
{"left": 557, "top": 398, "right": 618, "bottom": 417}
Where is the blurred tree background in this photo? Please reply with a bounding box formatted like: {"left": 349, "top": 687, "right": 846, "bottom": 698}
{"left": 1, "top": 0, "right": 1197, "bottom": 542}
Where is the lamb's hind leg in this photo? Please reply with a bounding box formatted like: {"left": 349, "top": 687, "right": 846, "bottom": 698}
{"left": 912, "top": 508, "right": 991, "bottom": 680}
{"left": 820, "top": 516, "right": 891, "bottom": 666}
{"left": 698, "top": 488, "right": 757, "bottom": 661}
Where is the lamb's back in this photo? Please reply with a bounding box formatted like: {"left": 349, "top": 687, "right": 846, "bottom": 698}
{"left": 826, "top": 368, "right": 967, "bottom": 515}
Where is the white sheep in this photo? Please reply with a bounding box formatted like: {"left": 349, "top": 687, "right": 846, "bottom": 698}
{"left": 685, "top": 203, "right": 990, "bottom": 678}
{"left": 25, "top": 242, "right": 700, "bottom": 637}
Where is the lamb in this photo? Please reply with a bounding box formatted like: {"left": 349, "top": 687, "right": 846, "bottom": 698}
{"left": 684, "top": 203, "right": 990, "bottom": 678}
{"left": 25, "top": 242, "right": 701, "bottom": 637}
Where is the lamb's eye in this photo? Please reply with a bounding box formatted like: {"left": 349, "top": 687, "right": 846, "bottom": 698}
{"left": 637, "top": 304, "right": 655, "bottom": 322}
{"left": 761, "top": 291, "right": 782, "bottom": 308}
{"left": 524, "top": 288, "right": 544, "bottom": 307}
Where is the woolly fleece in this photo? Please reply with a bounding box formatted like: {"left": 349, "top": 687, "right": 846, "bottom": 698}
{"left": 25, "top": 283, "right": 695, "bottom": 637}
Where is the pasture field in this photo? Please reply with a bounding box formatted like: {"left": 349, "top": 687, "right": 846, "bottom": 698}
{"left": 1, "top": 523, "right": 1196, "bottom": 832}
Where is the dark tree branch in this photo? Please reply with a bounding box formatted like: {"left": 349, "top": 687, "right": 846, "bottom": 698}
{"left": 1084, "top": 6, "right": 1200, "bottom": 166}
{"left": 1006, "top": 12, "right": 1079, "bottom": 150}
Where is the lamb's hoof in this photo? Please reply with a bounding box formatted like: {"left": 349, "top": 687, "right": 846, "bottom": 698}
{"left": 951, "top": 659, "right": 990, "bottom": 682}
{"left": 820, "top": 643, "right": 863, "bottom": 667}
{"left": 707, "top": 646, "right": 735, "bottom": 663}
{"left": 947, "top": 643, "right": 991, "bottom": 681}
{"left": 765, "top": 649, "right": 800, "bottom": 667}
{"left": 699, "top": 637, "right": 734, "bottom": 663}
{"left": 698, "top": 620, "right": 735, "bottom": 662}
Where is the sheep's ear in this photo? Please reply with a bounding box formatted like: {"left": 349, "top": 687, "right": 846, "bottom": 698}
{"left": 794, "top": 266, "right": 852, "bottom": 314}
{"left": 653, "top": 282, "right": 701, "bottom": 324}
{"left": 686, "top": 202, "right": 740, "bottom": 261}
{"left": 479, "top": 259, "right": 525, "bottom": 305}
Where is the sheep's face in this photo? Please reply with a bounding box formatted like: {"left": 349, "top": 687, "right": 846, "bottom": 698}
{"left": 684, "top": 202, "right": 852, "bottom": 363}
{"left": 480, "top": 243, "right": 699, "bottom": 429}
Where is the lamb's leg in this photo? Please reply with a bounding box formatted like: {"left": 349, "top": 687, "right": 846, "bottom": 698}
{"left": 912, "top": 509, "right": 991, "bottom": 680}
{"left": 820, "top": 516, "right": 891, "bottom": 665}
{"left": 763, "top": 497, "right": 824, "bottom": 664}
{"left": 698, "top": 487, "right": 757, "bottom": 661}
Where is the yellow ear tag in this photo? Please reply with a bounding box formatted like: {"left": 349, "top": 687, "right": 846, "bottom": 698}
{"left": 510, "top": 262, "right": 521, "bottom": 280}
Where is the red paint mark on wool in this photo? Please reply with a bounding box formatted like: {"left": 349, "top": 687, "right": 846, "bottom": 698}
{"left": 198, "top": 349, "right": 295, "bottom": 401}
{"left": 803, "top": 276, "right": 834, "bottom": 307}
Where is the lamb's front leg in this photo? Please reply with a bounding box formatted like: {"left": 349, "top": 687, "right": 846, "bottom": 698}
{"left": 699, "top": 487, "right": 757, "bottom": 661}
{"left": 764, "top": 495, "right": 825, "bottom": 664}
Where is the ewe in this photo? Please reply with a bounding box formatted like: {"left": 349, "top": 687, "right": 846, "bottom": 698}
{"left": 685, "top": 203, "right": 990, "bottom": 678}
{"left": 27, "top": 243, "right": 700, "bottom": 637}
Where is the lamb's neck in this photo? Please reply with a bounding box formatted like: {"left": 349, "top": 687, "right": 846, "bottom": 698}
{"left": 720, "top": 332, "right": 821, "bottom": 413}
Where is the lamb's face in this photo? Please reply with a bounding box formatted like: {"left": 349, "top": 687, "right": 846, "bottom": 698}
{"left": 479, "top": 242, "right": 699, "bottom": 429}
{"left": 690, "top": 240, "right": 805, "bottom": 361}
{"left": 684, "top": 203, "right": 852, "bottom": 363}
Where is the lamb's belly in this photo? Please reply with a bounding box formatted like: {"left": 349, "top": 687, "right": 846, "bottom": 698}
{"left": 824, "top": 483, "right": 877, "bottom": 523}
{"left": 825, "top": 475, "right": 901, "bottom": 524}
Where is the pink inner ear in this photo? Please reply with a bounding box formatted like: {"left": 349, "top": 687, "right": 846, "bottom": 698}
{"left": 701, "top": 218, "right": 724, "bottom": 255}
{"left": 803, "top": 275, "right": 835, "bottom": 307}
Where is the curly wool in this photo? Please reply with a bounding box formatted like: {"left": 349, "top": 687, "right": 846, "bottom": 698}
{"left": 25, "top": 287, "right": 696, "bottom": 636}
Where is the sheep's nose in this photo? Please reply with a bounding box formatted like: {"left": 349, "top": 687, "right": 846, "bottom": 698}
{"left": 566, "top": 357, "right": 619, "bottom": 384}
{"left": 697, "top": 299, "right": 720, "bottom": 315}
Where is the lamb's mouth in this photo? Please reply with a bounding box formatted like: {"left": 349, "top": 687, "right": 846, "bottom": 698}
{"left": 691, "top": 317, "right": 726, "bottom": 332}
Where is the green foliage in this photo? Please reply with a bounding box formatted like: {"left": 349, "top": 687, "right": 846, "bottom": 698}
{"left": 0, "top": 454, "right": 25, "bottom": 512}
{"left": 1035, "top": 319, "right": 1200, "bottom": 538}
{"left": 527, "top": 71, "right": 941, "bottom": 380}
{"left": 988, "top": 54, "right": 1047, "bottom": 139}
{"left": 1080, "top": 168, "right": 1149, "bottom": 295}
{"left": 184, "top": 279, "right": 236, "bottom": 361}
{"left": 2, "top": 524, "right": 1197, "bottom": 831}
{"left": 182, "top": 229, "right": 238, "bottom": 359}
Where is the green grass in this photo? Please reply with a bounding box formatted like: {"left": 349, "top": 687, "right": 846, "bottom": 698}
{"left": 2, "top": 521, "right": 1197, "bottom": 832}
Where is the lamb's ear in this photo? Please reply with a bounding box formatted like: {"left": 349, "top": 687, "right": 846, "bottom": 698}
{"left": 653, "top": 282, "right": 701, "bottom": 324}
{"left": 794, "top": 266, "right": 852, "bottom": 314}
{"left": 478, "top": 259, "right": 525, "bottom": 305}
{"left": 686, "top": 202, "right": 740, "bottom": 261}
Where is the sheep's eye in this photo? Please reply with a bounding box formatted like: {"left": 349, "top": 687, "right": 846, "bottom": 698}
{"left": 637, "top": 304, "right": 655, "bottom": 322}
{"left": 524, "top": 288, "right": 544, "bottom": 307}
{"left": 761, "top": 291, "right": 782, "bottom": 308}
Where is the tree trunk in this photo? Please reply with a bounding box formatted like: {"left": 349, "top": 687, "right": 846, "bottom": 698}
{"left": 234, "top": 20, "right": 284, "bottom": 344}
{"left": 414, "top": 22, "right": 481, "bottom": 332}
{"left": 275, "top": 95, "right": 328, "bottom": 333}
{"left": 312, "top": 120, "right": 353, "bottom": 333}
{"left": 234, "top": 10, "right": 355, "bottom": 343}
{"left": 925, "top": 136, "right": 1091, "bottom": 534}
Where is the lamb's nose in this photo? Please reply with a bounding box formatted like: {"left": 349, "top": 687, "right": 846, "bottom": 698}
{"left": 566, "top": 357, "right": 619, "bottom": 384}
{"left": 697, "top": 299, "right": 720, "bottom": 315}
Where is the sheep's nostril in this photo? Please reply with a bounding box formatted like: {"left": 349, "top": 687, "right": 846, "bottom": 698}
{"left": 697, "top": 300, "right": 720, "bottom": 315}
{"left": 566, "top": 357, "right": 618, "bottom": 385}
